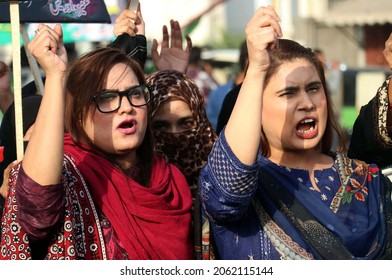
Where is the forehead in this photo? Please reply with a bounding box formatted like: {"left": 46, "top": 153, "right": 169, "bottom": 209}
{"left": 105, "top": 63, "right": 139, "bottom": 89}
{"left": 272, "top": 59, "right": 320, "bottom": 84}
{"left": 153, "top": 99, "right": 192, "bottom": 120}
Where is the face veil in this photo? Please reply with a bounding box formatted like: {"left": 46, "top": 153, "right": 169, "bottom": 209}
{"left": 147, "top": 70, "right": 217, "bottom": 191}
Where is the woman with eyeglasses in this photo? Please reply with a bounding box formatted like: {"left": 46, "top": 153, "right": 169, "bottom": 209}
{"left": 0, "top": 24, "right": 193, "bottom": 260}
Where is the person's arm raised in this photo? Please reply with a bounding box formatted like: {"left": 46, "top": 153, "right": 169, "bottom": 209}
{"left": 23, "top": 24, "right": 68, "bottom": 185}
{"left": 109, "top": 5, "right": 147, "bottom": 69}
{"left": 224, "top": 6, "right": 282, "bottom": 165}
{"left": 113, "top": 3, "right": 144, "bottom": 37}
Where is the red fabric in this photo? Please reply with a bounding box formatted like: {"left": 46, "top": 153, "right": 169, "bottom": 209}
{"left": 63, "top": 134, "right": 193, "bottom": 259}
{"left": 1, "top": 162, "right": 106, "bottom": 260}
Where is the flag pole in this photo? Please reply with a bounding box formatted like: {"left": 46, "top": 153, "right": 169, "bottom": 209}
{"left": 10, "top": 0, "right": 24, "bottom": 161}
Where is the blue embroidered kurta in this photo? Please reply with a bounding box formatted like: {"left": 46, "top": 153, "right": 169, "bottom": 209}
{"left": 199, "top": 132, "right": 392, "bottom": 260}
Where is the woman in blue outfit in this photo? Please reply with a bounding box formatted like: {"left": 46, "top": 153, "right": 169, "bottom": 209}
{"left": 199, "top": 6, "right": 392, "bottom": 260}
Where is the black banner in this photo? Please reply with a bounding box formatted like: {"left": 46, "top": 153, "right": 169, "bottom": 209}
{"left": 0, "top": 0, "right": 111, "bottom": 23}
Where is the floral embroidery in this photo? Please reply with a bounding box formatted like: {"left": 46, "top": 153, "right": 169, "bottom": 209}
{"left": 355, "top": 192, "right": 365, "bottom": 202}
{"left": 367, "top": 166, "right": 379, "bottom": 181}
{"left": 341, "top": 165, "right": 379, "bottom": 204}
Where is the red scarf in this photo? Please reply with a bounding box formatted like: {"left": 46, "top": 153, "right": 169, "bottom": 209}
{"left": 64, "top": 134, "right": 193, "bottom": 259}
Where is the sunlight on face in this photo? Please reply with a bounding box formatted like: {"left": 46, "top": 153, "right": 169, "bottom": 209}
{"left": 152, "top": 99, "right": 196, "bottom": 133}
{"left": 261, "top": 58, "right": 328, "bottom": 156}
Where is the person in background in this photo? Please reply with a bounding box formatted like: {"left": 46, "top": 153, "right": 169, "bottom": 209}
{"left": 146, "top": 69, "right": 217, "bottom": 259}
{"left": 0, "top": 23, "right": 192, "bottom": 260}
{"left": 186, "top": 46, "right": 218, "bottom": 104}
{"left": 206, "top": 40, "right": 248, "bottom": 131}
{"left": 0, "top": 61, "right": 13, "bottom": 115}
{"left": 0, "top": 95, "right": 42, "bottom": 221}
{"left": 348, "top": 32, "right": 392, "bottom": 172}
{"left": 215, "top": 80, "right": 242, "bottom": 134}
{"left": 200, "top": 6, "right": 392, "bottom": 260}
{"left": 108, "top": 5, "right": 148, "bottom": 70}
{"left": 314, "top": 48, "right": 342, "bottom": 120}
{"left": 0, "top": 67, "right": 45, "bottom": 231}
{"left": 111, "top": 4, "right": 192, "bottom": 75}
{"left": 150, "top": 20, "right": 192, "bottom": 73}
{"left": 147, "top": 70, "right": 217, "bottom": 196}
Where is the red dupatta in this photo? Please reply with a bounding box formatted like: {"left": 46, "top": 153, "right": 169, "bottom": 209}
{"left": 63, "top": 134, "right": 193, "bottom": 260}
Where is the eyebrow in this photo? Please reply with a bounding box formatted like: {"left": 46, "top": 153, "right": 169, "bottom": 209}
{"left": 153, "top": 116, "right": 193, "bottom": 123}
{"left": 100, "top": 85, "right": 141, "bottom": 93}
{"left": 276, "top": 81, "right": 322, "bottom": 93}
{"left": 152, "top": 120, "right": 169, "bottom": 125}
{"left": 306, "top": 81, "right": 323, "bottom": 88}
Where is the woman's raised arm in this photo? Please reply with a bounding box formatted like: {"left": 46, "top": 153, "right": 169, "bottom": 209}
{"left": 22, "top": 24, "right": 68, "bottom": 185}
{"left": 224, "top": 6, "right": 282, "bottom": 165}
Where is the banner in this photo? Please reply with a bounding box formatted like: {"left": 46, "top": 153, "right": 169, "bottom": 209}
{"left": 0, "top": 0, "right": 111, "bottom": 23}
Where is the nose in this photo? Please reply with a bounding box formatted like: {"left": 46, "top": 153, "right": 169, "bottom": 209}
{"left": 118, "top": 95, "right": 134, "bottom": 113}
{"left": 299, "top": 91, "right": 315, "bottom": 111}
{"left": 168, "top": 125, "right": 181, "bottom": 133}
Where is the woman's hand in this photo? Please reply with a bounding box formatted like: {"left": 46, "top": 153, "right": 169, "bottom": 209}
{"left": 0, "top": 61, "right": 11, "bottom": 95}
{"left": 225, "top": 6, "right": 282, "bottom": 165}
{"left": 0, "top": 161, "right": 16, "bottom": 200}
{"left": 245, "top": 5, "right": 282, "bottom": 75}
{"left": 23, "top": 23, "right": 67, "bottom": 185}
{"left": 27, "top": 24, "right": 68, "bottom": 77}
{"left": 0, "top": 61, "right": 13, "bottom": 113}
{"left": 151, "top": 20, "right": 192, "bottom": 73}
{"left": 113, "top": 4, "right": 145, "bottom": 37}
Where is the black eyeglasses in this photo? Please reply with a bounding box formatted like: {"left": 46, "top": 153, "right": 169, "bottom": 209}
{"left": 93, "top": 84, "right": 151, "bottom": 113}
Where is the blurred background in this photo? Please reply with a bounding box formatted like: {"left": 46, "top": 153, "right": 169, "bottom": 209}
{"left": 1, "top": 0, "right": 392, "bottom": 138}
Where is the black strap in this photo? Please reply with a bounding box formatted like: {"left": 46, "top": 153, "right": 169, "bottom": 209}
{"left": 258, "top": 169, "right": 354, "bottom": 260}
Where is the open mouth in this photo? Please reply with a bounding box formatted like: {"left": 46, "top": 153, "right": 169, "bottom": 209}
{"left": 118, "top": 119, "right": 136, "bottom": 130}
{"left": 117, "top": 119, "right": 138, "bottom": 135}
{"left": 296, "top": 118, "right": 316, "bottom": 134}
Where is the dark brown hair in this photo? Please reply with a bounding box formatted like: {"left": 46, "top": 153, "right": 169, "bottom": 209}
{"left": 65, "top": 47, "right": 154, "bottom": 184}
{"left": 260, "top": 39, "right": 346, "bottom": 157}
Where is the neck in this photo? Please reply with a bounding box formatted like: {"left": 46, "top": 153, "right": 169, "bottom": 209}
{"left": 115, "top": 152, "right": 139, "bottom": 171}
{"left": 268, "top": 148, "right": 333, "bottom": 171}
{"left": 268, "top": 148, "right": 334, "bottom": 192}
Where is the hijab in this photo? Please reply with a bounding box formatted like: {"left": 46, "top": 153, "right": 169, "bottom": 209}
{"left": 146, "top": 70, "right": 217, "bottom": 192}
